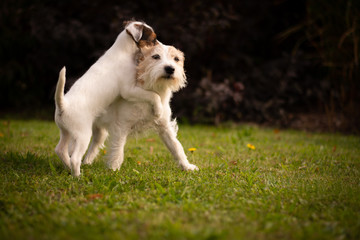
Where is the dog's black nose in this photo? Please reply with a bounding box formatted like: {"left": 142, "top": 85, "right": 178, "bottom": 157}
{"left": 164, "top": 66, "right": 175, "bottom": 75}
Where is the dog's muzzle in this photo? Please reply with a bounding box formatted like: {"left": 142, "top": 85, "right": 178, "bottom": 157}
{"left": 164, "top": 66, "right": 175, "bottom": 79}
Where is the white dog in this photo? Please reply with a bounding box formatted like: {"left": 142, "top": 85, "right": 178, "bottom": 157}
{"left": 83, "top": 43, "right": 199, "bottom": 172}
{"left": 54, "top": 21, "right": 163, "bottom": 176}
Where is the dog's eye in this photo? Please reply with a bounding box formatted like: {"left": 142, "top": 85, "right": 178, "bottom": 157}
{"left": 174, "top": 57, "right": 180, "bottom": 62}
{"left": 152, "top": 54, "right": 160, "bottom": 60}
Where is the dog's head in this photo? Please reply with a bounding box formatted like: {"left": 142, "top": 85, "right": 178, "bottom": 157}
{"left": 124, "top": 21, "right": 157, "bottom": 48}
{"left": 136, "top": 43, "right": 187, "bottom": 93}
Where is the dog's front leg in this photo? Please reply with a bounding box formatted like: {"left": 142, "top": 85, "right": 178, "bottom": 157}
{"left": 106, "top": 127, "right": 128, "bottom": 171}
{"left": 121, "top": 86, "right": 163, "bottom": 118}
{"left": 157, "top": 121, "right": 199, "bottom": 171}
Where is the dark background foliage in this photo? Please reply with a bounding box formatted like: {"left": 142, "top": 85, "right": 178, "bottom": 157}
{"left": 0, "top": 0, "right": 359, "bottom": 133}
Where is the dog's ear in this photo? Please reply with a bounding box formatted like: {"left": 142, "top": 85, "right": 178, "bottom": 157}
{"left": 125, "top": 22, "right": 157, "bottom": 48}
{"left": 126, "top": 22, "right": 144, "bottom": 43}
{"left": 139, "top": 25, "right": 157, "bottom": 47}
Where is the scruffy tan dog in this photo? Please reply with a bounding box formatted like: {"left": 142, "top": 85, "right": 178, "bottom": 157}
{"left": 54, "top": 21, "right": 163, "bottom": 176}
{"left": 84, "top": 43, "right": 199, "bottom": 171}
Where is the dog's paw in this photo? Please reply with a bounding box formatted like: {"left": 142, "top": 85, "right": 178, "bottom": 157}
{"left": 82, "top": 158, "right": 93, "bottom": 165}
{"left": 107, "top": 162, "right": 121, "bottom": 171}
{"left": 71, "top": 169, "right": 81, "bottom": 177}
{"left": 182, "top": 163, "right": 199, "bottom": 171}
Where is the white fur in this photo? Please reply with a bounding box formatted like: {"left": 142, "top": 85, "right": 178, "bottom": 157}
{"left": 54, "top": 21, "right": 162, "bottom": 176}
{"left": 84, "top": 43, "right": 199, "bottom": 172}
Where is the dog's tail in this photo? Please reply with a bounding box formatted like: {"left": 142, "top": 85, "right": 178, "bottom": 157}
{"left": 55, "top": 67, "right": 66, "bottom": 111}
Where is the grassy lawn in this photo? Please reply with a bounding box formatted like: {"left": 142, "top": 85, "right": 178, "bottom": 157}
{"left": 0, "top": 119, "right": 359, "bottom": 240}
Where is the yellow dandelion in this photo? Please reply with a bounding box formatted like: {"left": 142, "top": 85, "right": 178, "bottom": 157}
{"left": 247, "top": 143, "right": 256, "bottom": 150}
{"left": 103, "top": 149, "right": 107, "bottom": 154}
{"left": 188, "top": 148, "right": 197, "bottom": 152}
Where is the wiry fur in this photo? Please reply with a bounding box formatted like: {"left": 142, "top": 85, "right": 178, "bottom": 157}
{"left": 84, "top": 43, "right": 199, "bottom": 172}
{"left": 54, "top": 21, "right": 163, "bottom": 176}
{"left": 136, "top": 45, "right": 187, "bottom": 93}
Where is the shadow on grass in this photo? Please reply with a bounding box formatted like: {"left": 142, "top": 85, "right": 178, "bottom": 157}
{"left": 0, "top": 151, "right": 68, "bottom": 177}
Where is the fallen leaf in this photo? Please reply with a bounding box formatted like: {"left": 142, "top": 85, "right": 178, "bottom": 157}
{"left": 332, "top": 145, "right": 336, "bottom": 152}
{"left": 86, "top": 194, "right": 103, "bottom": 200}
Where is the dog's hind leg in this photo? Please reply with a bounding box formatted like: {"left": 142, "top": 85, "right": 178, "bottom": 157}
{"left": 83, "top": 126, "right": 108, "bottom": 165}
{"left": 55, "top": 130, "right": 71, "bottom": 170}
{"left": 70, "top": 130, "right": 92, "bottom": 177}
{"left": 68, "top": 138, "right": 75, "bottom": 157}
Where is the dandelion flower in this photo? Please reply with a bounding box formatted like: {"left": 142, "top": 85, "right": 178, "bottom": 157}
{"left": 188, "top": 148, "right": 197, "bottom": 152}
{"left": 247, "top": 143, "right": 256, "bottom": 150}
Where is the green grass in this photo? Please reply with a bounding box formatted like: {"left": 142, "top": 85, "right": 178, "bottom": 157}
{"left": 0, "top": 119, "right": 359, "bottom": 240}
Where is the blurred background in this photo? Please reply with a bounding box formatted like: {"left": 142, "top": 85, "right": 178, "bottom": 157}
{"left": 0, "top": 0, "right": 359, "bottom": 133}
